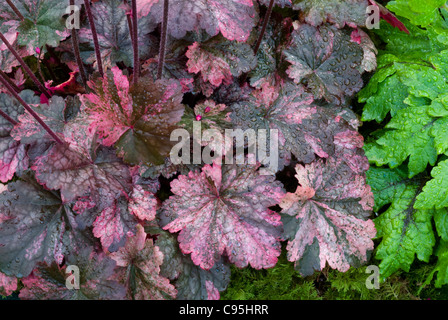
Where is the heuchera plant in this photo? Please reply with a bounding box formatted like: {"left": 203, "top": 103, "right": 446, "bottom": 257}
{"left": 360, "top": 0, "right": 448, "bottom": 288}
{"left": 0, "top": 0, "right": 407, "bottom": 300}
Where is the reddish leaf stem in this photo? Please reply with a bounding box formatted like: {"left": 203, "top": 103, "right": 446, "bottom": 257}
{"left": 84, "top": 0, "right": 104, "bottom": 77}
{"left": 157, "top": 0, "right": 169, "bottom": 80}
{"left": 36, "top": 47, "right": 47, "bottom": 85}
{"left": 253, "top": 0, "right": 275, "bottom": 55}
{"left": 70, "top": 0, "right": 89, "bottom": 91}
{"left": 0, "top": 32, "right": 51, "bottom": 99}
{"left": 5, "top": 0, "right": 24, "bottom": 21}
{"left": 0, "top": 75, "right": 64, "bottom": 145}
{"left": 132, "top": 0, "right": 139, "bottom": 84}
{"left": 0, "top": 107, "right": 18, "bottom": 126}
{"left": 240, "top": 0, "right": 275, "bottom": 85}
{"left": 0, "top": 70, "right": 20, "bottom": 93}
{"left": 123, "top": 0, "right": 134, "bottom": 43}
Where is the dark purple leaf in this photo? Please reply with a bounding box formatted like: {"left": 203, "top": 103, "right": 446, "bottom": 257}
{"left": 0, "top": 176, "right": 96, "bottom": 278}
{"left": 283, "top": 23, "right": 364, "bottom": 105}
{"left": 292, "top": 0, "right": 369, "bottom": 28}
{"left": 19, "top": 247, "right": 126, "bottom": 300}
{"left": 78, "top": 0, "right": 157, "bottom": 68}
{"left": 74, "top": 169, "right": 158, "bottom": 252}
{"left": 147, "top": 224, "right": 231, "bottom": 300}
{"left": 230, "top": 81, "right": 354, "bottom": 168}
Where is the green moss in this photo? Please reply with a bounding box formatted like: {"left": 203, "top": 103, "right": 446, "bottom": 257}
{"left": 323, "top": 268, "right": 418, "bottom": 300}
{"left": 221, "top": 247, "right": 448, "bottom": 300}
{"left": 221, "top": 249, "right": 321, "bottom": 300}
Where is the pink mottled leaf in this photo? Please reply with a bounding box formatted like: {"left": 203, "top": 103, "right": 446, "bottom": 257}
{"left": 136, "top": 0, "right": 159, "bottom": 18}
{"left": 128, "top": 185, "right": 158, "bottom": 221}
{"left": 0, "top": 176, "right": 95, "bottom": 278}
{"left": 92, "top": 197, "right": 139, "bottom": 252}
{"left": 160, "top": 161, "right": 285, "bottom": 270}
{"left": 186, "top": 38, "right": 257, "bottom": 90}
{"left": 80, "top": 67, "right": 185, "bottom": 166}
{"left": 205, "top": 280, "right": 219, "bottom": 300}
{"left": 0, "top": 271, "right": 17, "bottom": 296}
{"left": 109, "top": 224, "right": 177, "bottom": 300}
{"left": 0, "top": 39, "right": 29, "bottom": 73}
{"left": 193, "top": 100, "right": 231, "bottom": 130}
{"left": 186, "top": 42, "right": 232, "bottom": 88}
{"left": 334, "top": 128, "right": 370, "bottom": 174}
{"left": 280, "top": 156, "right": 376, "bottom": 276}
{"left": 0, "top": 91, "right": 39, "bottom": 182}
{"left": 11, "top": 95, "right": 67, "bottom": 145}
{"left": 0, "top": 140, "right": 28, "bottom": 184}
{"left": 74, "top": 171, "right": 158, "bottom": 252}
{"left": 150, "top": 0, "right": 257, "bottom": 41}
{"left": 180, "top": 99, "right": 232, "bottom": 149}
{"left": 19, "top": 247, "right": 126, "bottom": 300}
{"left": 32, "top": 141, "right": 132, "bottom": 204}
